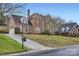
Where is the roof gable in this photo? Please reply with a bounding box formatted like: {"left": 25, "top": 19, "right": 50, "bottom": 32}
{"left": 11, "top": 15, "right": 22, "bottom": 24}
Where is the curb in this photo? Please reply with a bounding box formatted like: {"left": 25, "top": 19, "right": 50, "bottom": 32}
{"left": 6, "top": 48, "right": 61, "bottom": 56}
{"left": 5, "top": 45, "right": 79, "bottom": 56}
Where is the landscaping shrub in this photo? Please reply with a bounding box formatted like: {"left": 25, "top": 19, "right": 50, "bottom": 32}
{"left": 55, "top": 31, "right": 60, "bottom": 35}
{"left": 15, "top": 27, "right": 21, "bottom": 34}
{"left": 41, "top": 30, "right": 51, "bottom": 35}
{"left": 0, "top": 31, "right": 8, "bottom": 33}
{"left": 0, "top": 26, "right": 9, "bottom": 33}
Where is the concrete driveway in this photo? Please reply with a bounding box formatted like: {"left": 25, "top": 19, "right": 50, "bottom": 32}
{"left": 6, "top": 34, "right": 50, "bottom": 50}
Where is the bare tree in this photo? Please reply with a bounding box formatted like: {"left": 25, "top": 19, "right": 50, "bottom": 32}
{"left": 0, "top": 3, "right": 27, "bottom": 26}
{"left": 53, "top": 16, "right": 65, "bottom": 34}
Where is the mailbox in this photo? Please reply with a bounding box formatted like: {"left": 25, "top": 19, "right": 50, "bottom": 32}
{"left": 22, "top": 36, "right": 26, "bottom": 41}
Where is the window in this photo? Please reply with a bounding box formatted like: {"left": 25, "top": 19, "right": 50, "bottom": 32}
{"left": 62, "top": 27, "right": 65, "bottom": 32}
{"left": 37, "top": 20, "right": 39, "bottom": 25}
{"left": 66, "top": 27, "right": 70, "bottom": 32}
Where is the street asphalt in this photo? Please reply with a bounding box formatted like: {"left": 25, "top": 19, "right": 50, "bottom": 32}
{"left": 37, "top": 45, "right": 79, "bottom": 56}
{"left": 7, "top": 45, "right": 79, "bottom": 56}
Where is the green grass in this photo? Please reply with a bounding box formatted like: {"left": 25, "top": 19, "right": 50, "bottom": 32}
{"left": 25, "top": 34, "right": 79, "bottom": 47}
{"left": 0, "top": 34, "right": 30, "bottom": 55}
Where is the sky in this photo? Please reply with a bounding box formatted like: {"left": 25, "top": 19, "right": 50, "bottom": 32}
{"left": 21, "top": 3, "right": 79, "bottom": 24}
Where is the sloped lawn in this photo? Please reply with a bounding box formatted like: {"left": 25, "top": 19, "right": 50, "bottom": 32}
{"left": 26, "top": 34, "right": 79, "bottom": 47}
{"left": 0, "top": 34, "right": 30, "bottom": 55}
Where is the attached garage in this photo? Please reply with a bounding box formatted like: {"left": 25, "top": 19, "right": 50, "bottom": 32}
{"left": 9, "top": 28, "right": 15, "bottom": 34}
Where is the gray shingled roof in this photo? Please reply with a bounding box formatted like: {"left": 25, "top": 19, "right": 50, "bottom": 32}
{"left": 11, "top": 15, "right": 22, "bottom": 24}
{"left": 62, "top": 23, "right": 77, "bottom": 28}
{"left": 11, "top": 14, "right": 32, "bottom": 25}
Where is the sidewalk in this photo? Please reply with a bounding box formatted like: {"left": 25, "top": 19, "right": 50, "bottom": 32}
{"left": 6, "top": 34, "right": 50, "bottom": 50}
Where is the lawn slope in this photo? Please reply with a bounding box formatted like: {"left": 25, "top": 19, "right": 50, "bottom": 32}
{"left": 26, "top": 34, "right": 79, "bottom": 47}
{"left": 0, "top": 34, "right": 29, "bottom": 55}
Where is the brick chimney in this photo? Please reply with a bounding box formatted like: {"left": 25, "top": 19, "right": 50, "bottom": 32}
{"left": 28, "top": 9, "right": 30, "bottom": 17}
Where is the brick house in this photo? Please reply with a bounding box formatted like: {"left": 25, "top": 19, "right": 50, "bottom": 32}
{"left": 7, "top": 10, "right": 56, "bottom": 34}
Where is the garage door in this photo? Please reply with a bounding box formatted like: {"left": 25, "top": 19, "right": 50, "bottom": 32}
{"left": 9, "top": 28, "right": 15, "bottom": 34}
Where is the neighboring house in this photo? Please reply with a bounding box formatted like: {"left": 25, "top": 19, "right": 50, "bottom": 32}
{"left": 59, "top": 23, "right": 79, "bottom": 36}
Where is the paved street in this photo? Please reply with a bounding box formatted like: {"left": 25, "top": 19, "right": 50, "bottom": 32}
{"left": 36, "top": 45, "right": 79, "bottom": 56}
{"left": 6, "top": 34, "right": 49, "bottom": 50}
{"left": 8, "top": 45, "right": 79, "bottom": 56}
